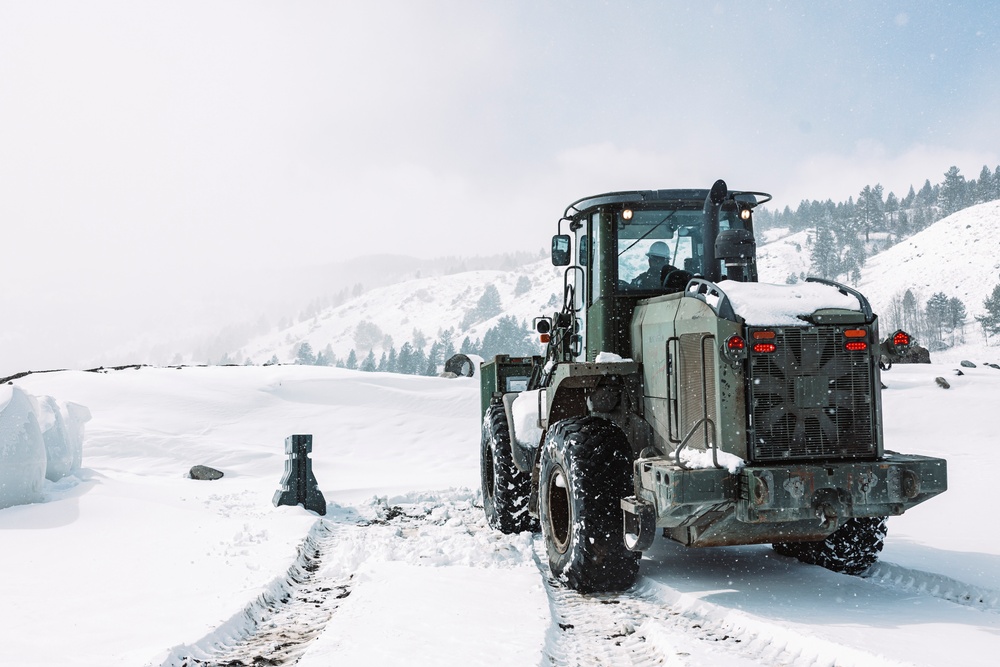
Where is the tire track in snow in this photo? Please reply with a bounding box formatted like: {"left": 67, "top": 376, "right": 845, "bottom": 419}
{"left": 159, "top": 492, "right": 535, "bottom": 667}
{"left": 864, "top": 561, "right": 1000, "bottom": 613}
{"left": 534, "top": 539, "right": 764, "bottom": 667}
{"left": 161, "top": 520, "right": 348, "bottom": 667}
{"left": 535, "top": 538, "right": 921, "bottom": 667}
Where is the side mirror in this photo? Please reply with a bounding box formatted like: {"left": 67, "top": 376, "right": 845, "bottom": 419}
{"left": 578, "top": 235, "right": 589, "bottom": 266}
{"left": 551, "top": 234, "right": 571, "bottom": 266}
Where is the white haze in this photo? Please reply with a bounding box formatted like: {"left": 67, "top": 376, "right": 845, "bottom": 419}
{"left": 1, "top": 2, "right": 998, "bottom": 375}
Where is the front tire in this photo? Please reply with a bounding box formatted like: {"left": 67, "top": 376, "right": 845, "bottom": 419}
{"left": 773, "top": 517, "right": 888, "bottom": 575}
{"left": 481, "top": 403, "right": 535, "bottom": 533}
{"left": 539, "top": 417, "right": 640, "bottom": 593}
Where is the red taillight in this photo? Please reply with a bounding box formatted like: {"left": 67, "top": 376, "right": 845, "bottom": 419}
{"left": 752, "top": 330, "right": 776, "bottom": 340}
{"left": 753, "top": 342, "right": 777, "bottom": 353}
{"left": 893, "top": 331, "right": 911, "bottom": 346}
{"left": 727, "top": 335, "right": 746, "bottom": 351}
{"left": 845, "top": 341, "right": 868, "bottom": 351}
{"left": 844, "top": 329, "right": 866, "bottom": 338}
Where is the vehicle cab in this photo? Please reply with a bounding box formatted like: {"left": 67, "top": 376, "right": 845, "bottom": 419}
{"left": 551, "top": 184, "right": 772, "bottom": 361}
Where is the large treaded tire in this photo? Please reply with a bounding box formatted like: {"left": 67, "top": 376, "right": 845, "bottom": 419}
{"left": 481, "top": 403, "right": 535, "bottom": 533}
{"left": 773, "top": 517, "right": 888, "bottom": 575}
{"left": 539, "top": 416, "right": 640, "bottom": 593}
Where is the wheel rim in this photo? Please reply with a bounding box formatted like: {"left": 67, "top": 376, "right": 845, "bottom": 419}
{"left": 546, "top": 466, "right": 571, "bottom": 554}
{"left": 483, "top": 441, "right": 496, "bottom": 503}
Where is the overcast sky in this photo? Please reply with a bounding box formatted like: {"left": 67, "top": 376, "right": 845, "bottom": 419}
{"left": 1, "top": 1, "right": 998, "bottom": 372}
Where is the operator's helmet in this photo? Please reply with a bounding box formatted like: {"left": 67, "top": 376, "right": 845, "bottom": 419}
{"left": 647, "top": 241, "right": 670, "bottom": 260}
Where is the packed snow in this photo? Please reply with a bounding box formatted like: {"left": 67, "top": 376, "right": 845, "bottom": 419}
{"left": 511, "top": 388, "right": 544, "bottom": 449}
{"left": 4, "top": 357, "right": 1000, "bottom": 666}
{"left": 719, "top": 280, "right": 863, "bottom": 326}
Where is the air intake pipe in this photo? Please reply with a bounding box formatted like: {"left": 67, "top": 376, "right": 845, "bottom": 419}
{"left": 702, "top": 179, "right": 728, "bottom": 282}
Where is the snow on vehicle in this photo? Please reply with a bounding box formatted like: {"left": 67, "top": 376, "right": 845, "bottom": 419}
{"left": 479, "top": 180, "right": 948, "bottom": 593}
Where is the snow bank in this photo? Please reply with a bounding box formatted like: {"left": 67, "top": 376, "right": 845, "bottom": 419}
{"left": 720, "top": 280, "right": 862, "bottom": 325}
{"left": 0, "top": 386, "right": 89, "bottom": 509}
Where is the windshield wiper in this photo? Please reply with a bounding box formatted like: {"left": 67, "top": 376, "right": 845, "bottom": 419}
{"left": 618, "top": 210, "right": 680, "bottom": 257}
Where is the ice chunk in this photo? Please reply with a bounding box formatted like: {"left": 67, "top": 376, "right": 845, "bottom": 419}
{"left": 0, "top": 386, "right": 47, "bottom": 509}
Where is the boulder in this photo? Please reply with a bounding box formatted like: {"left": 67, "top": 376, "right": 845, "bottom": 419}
{"left": 189, "top": 465, "right": 224, "bottom": 481}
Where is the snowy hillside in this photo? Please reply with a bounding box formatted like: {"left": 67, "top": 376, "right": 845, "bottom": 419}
{"left": 236, "top": 259, "right": 565, "bottom": 365}
{"left": 5, "top": 361, "right": 1000, "bottom": 666}
{"left": 224, "top": 201, "right": 1000, "bottom": 369}
{"left": 855, "top": 200, "right": 1000, "bottom": 330}
{"left": 755, "top": 227, "right": 814, "bottom": 284}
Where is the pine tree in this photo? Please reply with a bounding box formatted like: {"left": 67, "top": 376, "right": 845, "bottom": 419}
{"left": 345, "top": 349, "right": 358, "bottom": 370}
{"left": 946, "top": 297, "right": 967, "bottom": 331}
{"left": 810, "top": 227, "right": 839, "bottom": 279}
{"left": 397, "top": 343, "right": 415, "bottom": 374}
{"left": 377, "top": 351, "right": 388, "bottom": 372}
{"left": 460, "top": 336, "right": 476, "bottom": 355}
{"left": 411, "top": 347, "right": 427, "bottom": 375}
{"left": 925, "top": 292, "right": 950, "bottom": 343}
{"left": 939, "top": 166, "right": 967, "bottom": 216}
{"left": 360, "top": 350, "right": 377, "bottom": 372}
{"left": 976, "top": 284, "right": 1000, "bottom": 341}
{"left": 425, "top": 341, "right": 443, "bottom": 376}
{"left": 386, "top": 346, "right": 398, "bottom": 373}
{"left": 479, "top": 316, "right": 539, "bottom": 360}
{"left": 461, "top": 284, "right": 503, "bottom": 330}
{"left": 439, "top": 328, "right": 457, "bottom": 361}
{"left": 856, "top": 184, "right": 884, "bottom": 241}
{"left": 976, "top": 165, "right": 993, "bottom": 204}
{"left": 902, "top": 290, "right": 920, "bottom": 336}
{"left": 296, "top": 341, "right": 316, "bottom": 365}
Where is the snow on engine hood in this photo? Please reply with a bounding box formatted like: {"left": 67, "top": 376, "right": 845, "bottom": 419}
{"left": 718, "top": 280, "right": 862, "bottom": 326}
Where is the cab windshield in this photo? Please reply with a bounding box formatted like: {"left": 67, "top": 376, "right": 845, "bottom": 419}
{"left": 616, "top": 206, "right": 745, "bottom": 293}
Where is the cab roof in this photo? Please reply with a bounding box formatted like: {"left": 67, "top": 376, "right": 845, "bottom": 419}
{"left": 564, "top": 189, "right": 772, "bottom": 219}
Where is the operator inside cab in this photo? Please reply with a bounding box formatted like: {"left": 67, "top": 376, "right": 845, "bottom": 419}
{"left": 629, "top": 241, "right": 678, "bottom": 290}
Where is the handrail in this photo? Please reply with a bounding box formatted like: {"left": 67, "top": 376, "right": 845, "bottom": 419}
{"left": 683, "top": 279, "right": 739, "bottom": 323}
{"left": 805, "top": 277, "right": 874, "bottom": 322}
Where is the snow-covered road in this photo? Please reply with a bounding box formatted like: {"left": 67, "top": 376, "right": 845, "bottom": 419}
{"left": 3, "top": 362, "right": 1000, "bottom": 666}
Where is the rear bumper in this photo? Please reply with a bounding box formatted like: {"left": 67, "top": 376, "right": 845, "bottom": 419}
{"left": 622, "top": 452, "right": 947, "bottom": 550}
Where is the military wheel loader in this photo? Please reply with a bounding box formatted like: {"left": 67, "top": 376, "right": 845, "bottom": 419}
{"left": 480, "top": 180, "right": 947, "bottom": 593}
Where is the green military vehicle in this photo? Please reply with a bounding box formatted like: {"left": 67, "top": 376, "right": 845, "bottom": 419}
{"left": 479, "top": 180, "right": 947, "bottom": 593}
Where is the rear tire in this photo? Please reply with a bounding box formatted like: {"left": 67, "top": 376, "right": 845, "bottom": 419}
{"left": 481, "top": 403, "right": 535, "bottom": 533}
{"left": 773, "top": 517, "right": 888, "bottom": 575}
{"left": 539, "top": 416, "right": 640, "bottom": 593}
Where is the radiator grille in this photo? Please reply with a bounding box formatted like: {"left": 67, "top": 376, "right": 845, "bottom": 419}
{"left": 748, "top": 326, "right": 876, "bottom": 461}
{"left": 678, "top": 333, "right": 717, "bottom": 449}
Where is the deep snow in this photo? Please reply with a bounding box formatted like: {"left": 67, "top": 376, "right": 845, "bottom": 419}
{"left": 3, "top": 358, "right": 1000, "bottom": 666}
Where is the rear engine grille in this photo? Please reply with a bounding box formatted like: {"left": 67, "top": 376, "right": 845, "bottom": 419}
{"left": 748, "top": 326, "right": 876, "bottom": 461}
